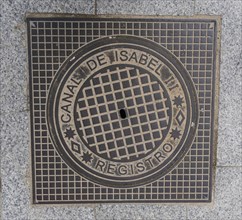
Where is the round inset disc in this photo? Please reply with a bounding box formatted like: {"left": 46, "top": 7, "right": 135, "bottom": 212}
{"left": 47, "top": 35, "right": 199, "bottom": 188}
{"left": 74, "top": 64, "right": 172, "bottom": 162}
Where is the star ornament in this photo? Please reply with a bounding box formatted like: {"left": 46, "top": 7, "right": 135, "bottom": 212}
{"left": 81, "top": 151, "right": 93, "bottom": 163}
{"left": 64, "top": 127, "right": 76, "bottom": 140}
{"left": 170, "top": 127, "right": 181, "bottom": 140}
{"left": 172, "top": 95, "right": 184, "bottom": 108}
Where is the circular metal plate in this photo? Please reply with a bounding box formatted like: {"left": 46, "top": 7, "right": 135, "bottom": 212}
{"left": 47, "top": 36, "right": 199, "bottom": 188}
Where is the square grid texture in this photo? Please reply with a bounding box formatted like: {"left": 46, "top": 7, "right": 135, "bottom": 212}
{"left": 76, "top": 66, "right": 169, "bottom": 161}
{"left": 27, "top": 15, "right": 218, "bottom": 204}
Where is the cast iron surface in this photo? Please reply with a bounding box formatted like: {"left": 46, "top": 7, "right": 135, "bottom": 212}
{"left": 27, "top": 15, "right": 219, "bottom": 203}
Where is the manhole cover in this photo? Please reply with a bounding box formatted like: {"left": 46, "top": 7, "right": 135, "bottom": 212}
{"left": 27, "top": 14, "right": 220, "bottom": 203}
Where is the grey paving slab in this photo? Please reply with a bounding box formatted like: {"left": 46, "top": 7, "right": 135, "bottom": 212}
{"left": 96, "top": 0, "right": 195, "bottom": 15}
{"left": 187, "top": 167, "right": 242, "bottom": 220}
{"left": 95, "top": 203, "right": 186, "bottom": 220}
{"left": 0, "top": 111, "right": 95, "bottom": 220}
{"left": 195, "top": 0, "right": 242, "bottom": 166}
{"left": 0, "top": 0, "right": 94, "bottom": 114}
{"left": 1, "top": 112, "right": 29, "bottom": 174}
{"left": 0, "top": 45, "right": 29, "bottom": 114}
{"left": 28, "top": 207, "right": 95, "bottom": 220}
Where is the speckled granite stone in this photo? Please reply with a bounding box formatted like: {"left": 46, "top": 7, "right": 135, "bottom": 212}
{"left": 97, "top": 0, "right": 195, "bottom": 15}
{"left": 95, "top": 204, "right": 186, "bottom": 220}
{"left": 187, "top": 167, "right": 242, "bottom": 220}
{"left": 195, "top": 0, "right": 242, "bottom": 166}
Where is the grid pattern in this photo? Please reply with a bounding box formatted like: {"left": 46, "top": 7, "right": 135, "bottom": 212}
{"left": 75, "top": 66, "right": 170, "bottom": 161}
{"left": 28, "top": 17, "right": 217, "bottom": 203}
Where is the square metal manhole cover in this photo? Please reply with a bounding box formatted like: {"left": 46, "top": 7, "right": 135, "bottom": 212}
{"left": 27, "top": 14, "right": 220, "bottom": 204}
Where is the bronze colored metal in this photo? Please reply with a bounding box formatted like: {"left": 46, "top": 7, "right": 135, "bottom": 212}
{"left": 27, "top": 14, "right": 220, "bottom": 203}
